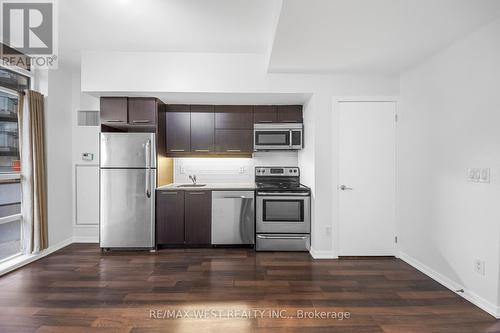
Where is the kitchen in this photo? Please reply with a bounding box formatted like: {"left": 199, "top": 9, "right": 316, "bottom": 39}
{"left": 98, "top": 99, "right": 311, "bottom": 252}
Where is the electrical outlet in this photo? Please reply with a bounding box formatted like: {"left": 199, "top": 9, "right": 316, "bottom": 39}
{"left": 474, "top": 259, "right": 485, "bottom": 276}
{"left": 325, "top": 227, "right": 332, "bottom": 235}
{"left": 180, "top": 167, "right": 186, "bottom": 174}
{"left": 239, "top": 167, "right": 245, "bottom": 174}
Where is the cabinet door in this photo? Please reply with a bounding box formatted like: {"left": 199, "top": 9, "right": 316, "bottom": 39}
{"left": 215, "top": 105, "right": 253, "bottom": 129}
{"left": 253, "top": 105, "right": 277, "bottom": 123}
{"left": 128, "top": 98, "right": 157, "bottom": 125}
{"left": 190, "top": 105, "right": 214, "bottom": 153}
{"left": 156, "top": 191, "right": 185, "bottom": 244}
{"left": 166, "top": 105, "right": 190, "bottom": 154}
{"left": 100, "top": 97, "right": 127, "bottom": 124}
{"left": 277, "top": 105, "right": 303, "bottom": 123}
{"left": 215, "top": 129, "right": 253, "bottom": 153}
{"left": 185, "top": 191, "right": 211, "bottom": 245}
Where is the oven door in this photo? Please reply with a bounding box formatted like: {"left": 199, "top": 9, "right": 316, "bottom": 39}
{"left": 256, "top": 194, "right": 310, "bottom": 233}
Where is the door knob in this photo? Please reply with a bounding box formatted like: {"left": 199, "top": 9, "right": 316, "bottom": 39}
{"left": 340, "top": 185, "right": 353, "bottom": 191}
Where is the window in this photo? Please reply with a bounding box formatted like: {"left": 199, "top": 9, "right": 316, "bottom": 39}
{"left": 0, "top": 67, "right": 25, "bottom": 262}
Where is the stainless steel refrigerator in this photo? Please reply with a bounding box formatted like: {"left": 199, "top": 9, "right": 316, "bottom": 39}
{"left": 99, "top": 133, "right": 156, "bottom": 249}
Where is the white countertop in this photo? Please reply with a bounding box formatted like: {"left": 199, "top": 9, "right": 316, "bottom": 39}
{"left": 157, "top": 183, "right": 257, "bottom": 191}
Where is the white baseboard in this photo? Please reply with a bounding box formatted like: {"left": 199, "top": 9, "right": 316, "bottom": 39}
{"left": 72, "top": 236, "right": 99, "bottom": 243}
{"left": 0, "top": 237, "right": 73, "bottom": 276}
{"left": 73, "top": 224, "right": 99, "bottom": 243}
{"left": 399, "top": 251, "right": 500, "bottom": 319}
{"left": 309, "top": 248, "right": 337, "bottom": 259}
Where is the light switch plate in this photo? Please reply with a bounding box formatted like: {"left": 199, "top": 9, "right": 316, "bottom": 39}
{"left": 467, "top": 168, "right": 490, "bottom": 183}
{"left": 467, "top": 168, "right": 480, "bottom": 182}
{"left": 479, "top": 168, "right": 490, "bottom": 183}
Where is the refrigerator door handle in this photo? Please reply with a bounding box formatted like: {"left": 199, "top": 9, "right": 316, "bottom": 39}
{"left": 145, "top": 139, "right": 151, "bottom": 198}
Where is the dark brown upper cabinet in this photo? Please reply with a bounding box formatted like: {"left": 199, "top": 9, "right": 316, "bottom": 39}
{"left": 190, "top": 105, "right": 215, "bottom": 153}
{"left": 215, "top": 105, "right": 253, "bottom": 129}
{"left": 166, "top": 105, "right": 191, "bottom": 154}
{"left": 276, "top": 105, "right": 303, "bottom": 123}
{"left": 128, "top": 98, "right": 157, "bottom": 125}
{"left": 184, "top": 191, "right": 211, "bottom": 245}
{"left": 253, "top": 105, "right": 277, "bottom": 123}
{"left": 215, "top": 129, "right": 253, "bottom": 154}
{"left": 156, "top": 190, "right": 185, "bottom": 245}
{"left": 100, "top": 97, "right": 128, "bottom": 125}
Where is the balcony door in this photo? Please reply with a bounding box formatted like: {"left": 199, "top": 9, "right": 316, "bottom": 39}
{"left": 0, "top": 88, "right": 22, "bottom": 261}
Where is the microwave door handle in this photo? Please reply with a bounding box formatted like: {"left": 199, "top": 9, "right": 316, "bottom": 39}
{"left": 289, "top": 130, "right": 293, "bottom": 148}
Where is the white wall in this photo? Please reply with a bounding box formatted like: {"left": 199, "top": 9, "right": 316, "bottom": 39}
{"left": 44, "top": 67, "right": 74, "bottom": 247}
{"left": 81, "top": 51, "right": 399, "bottom": 256}
{"left": 70, "top": 69, "right": 100, "bottom": 242}
{"left": 399, "top": 18, "right": 500, "bottom": 316}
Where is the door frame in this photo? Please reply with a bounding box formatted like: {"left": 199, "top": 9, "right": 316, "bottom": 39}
{"left": 332, "top": 96, "right": 399, "bottom": 258}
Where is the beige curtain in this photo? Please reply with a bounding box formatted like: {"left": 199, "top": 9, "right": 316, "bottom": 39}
{"left": 18, "top": 90, "right": 48, "bottom": 253}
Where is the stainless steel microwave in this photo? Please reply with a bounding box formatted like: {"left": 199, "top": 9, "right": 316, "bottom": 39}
{"left": 254, "top": 123, "right": 303, "bottom": 151}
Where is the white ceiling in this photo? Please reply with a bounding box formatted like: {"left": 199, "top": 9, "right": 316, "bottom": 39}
{"left": 268, "top": 0, "right": 500, "bottom": 74}
{"left": 59, "top": 0, "right": 281, "bottom": 66}
{"left": 59, "top": 0, "right": 500, "bottom": 74}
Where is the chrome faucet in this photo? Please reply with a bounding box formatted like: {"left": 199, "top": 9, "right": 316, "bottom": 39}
{"left": 189, "top": 175, "right": 197, "bottom": 185}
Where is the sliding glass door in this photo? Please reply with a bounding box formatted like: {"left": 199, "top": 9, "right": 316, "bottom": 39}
{"left": 0, "top": 89, "right": 22, "bottom": 261}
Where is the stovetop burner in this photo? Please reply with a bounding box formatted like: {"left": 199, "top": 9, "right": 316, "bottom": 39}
{"left": 255, "top": 166, "right": 310, "bottom": 194}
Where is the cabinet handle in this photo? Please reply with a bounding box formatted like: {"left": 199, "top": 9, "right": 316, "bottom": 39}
{"left": 257, "top": 120, "right": 273, "bottom": 123}
{"left": 188, "top": 192, "right": 206, "bottom": 195}
{"left": 194, "top": 149, "right": 210, "bottom": 152}
{"left": 169, "top": 149, "right": 185, "bottom": 152}
{"left": 132, "top": 120, "right": 150, "bottom": 123}
{"left": 281, "top": 120, "right": 296, "bottom": 123}
{"left": 160, "top": 191, "right": 178, "bottom": 195}
{"left": 106, "top": 120, "right": 124, "bottom": 123}
{"left": 226, "top": 149, "right": 241, "bottom": 152}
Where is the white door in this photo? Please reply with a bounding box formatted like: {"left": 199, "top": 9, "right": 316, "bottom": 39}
{"left": 338, "top": 101, "right": 396, "bottom": 256}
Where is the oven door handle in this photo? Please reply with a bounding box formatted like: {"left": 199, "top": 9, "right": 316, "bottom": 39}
{"left": 257, "top": 235, "right": 308, "bottom": 240}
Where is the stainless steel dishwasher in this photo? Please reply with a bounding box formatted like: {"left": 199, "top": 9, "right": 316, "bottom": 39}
{"left": 211, "top": 191, "right": 255, "bottom": 245}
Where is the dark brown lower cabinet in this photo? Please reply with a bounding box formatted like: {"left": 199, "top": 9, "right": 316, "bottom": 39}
{"left": 184, "top": 191, "right": 212, "bottom": 245}
{"left": 156, "top": 190, "right": 211, "bottom": 246}
{"left": 156, "top": 191, "right": 185, "bottom": 244}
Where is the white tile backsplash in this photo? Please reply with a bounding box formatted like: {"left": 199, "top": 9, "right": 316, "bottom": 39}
{"left": 173, "top": 151, "right": 298, "bottom": 183}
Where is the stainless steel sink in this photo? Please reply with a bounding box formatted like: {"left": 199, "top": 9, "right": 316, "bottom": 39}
{"left": 176, "top": 184, "right": 207, "bottom": 188}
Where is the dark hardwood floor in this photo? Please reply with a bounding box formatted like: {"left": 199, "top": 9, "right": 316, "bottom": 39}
{"left": 0, "top": 244, "right": 498, "bottom": 332}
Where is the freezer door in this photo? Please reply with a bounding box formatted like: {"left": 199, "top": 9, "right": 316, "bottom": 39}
{"left": 100, "top": 133, "right": 156, "bottom": 168}
{"left": 100, "top": 168, "right": 156, "bottom": 248}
